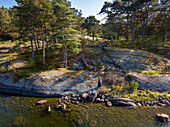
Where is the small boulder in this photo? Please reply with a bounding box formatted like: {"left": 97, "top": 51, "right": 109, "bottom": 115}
{"left": 72, "top": 63, "right": 79, "bottom": 70}
{"left": 58, "top": 99, "right": 62, "bottom": 103}
{"left": 81, "top": 93, "right": 88, "bottom": 99}
{"left": 106, "top": 101, "right": 112, "bottom": 107}
{"left": 47, "top": 106, "right": 51, "bottom": 112}
{"left": 75, "top": 101, "right": 79, "bottom": 105}
{"left": 156, "top": 114, "right": 169, "bottom": 122}
{"left": 92, "top": 67, "right": 97, "bottom": 72}
{"left": 61, "top": 104, "right": 66, "bottom": 110}
{"left": 95, "top": 98, "right": 101, "bottom": 102}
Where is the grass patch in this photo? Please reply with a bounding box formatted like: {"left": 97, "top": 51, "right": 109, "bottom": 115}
{"left": 101, "top": 87, "right": 109, "bottom": 94}
{"left": 141, "top": 70, "right": 160, "bottom": 75}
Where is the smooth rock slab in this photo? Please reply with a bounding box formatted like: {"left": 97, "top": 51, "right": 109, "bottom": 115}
{"left": 110, "top": 98, "right": 136, "bottom": 106}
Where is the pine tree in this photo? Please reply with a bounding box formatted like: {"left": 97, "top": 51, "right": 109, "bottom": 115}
{"left": 52, "top": 0, "right": 81, "bottom": 68}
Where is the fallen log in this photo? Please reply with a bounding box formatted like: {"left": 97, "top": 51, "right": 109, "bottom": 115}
{"left": 36, "top": 100, "right": 47, "bottom": 105}
{"left": 82, "top": 56, "right": 88, "bottom": 67}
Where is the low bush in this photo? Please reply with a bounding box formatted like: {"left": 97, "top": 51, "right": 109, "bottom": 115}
{"left": 101, "top": 87, "right": 109, "bottom": 94}
{"left": 128, "top": 80, "right": 139, "bottom": 94}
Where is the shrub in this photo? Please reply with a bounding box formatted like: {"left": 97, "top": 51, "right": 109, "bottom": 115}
{"left": 0, "top": 66, "right": 7, "bottom": 73}
{"left": 128, "top": 80, "right": 139, "bottom": 94}
{"left": 101, "top": 87, "right": 109, "bottom": 94}
{"left": 164, "top": 65, "right": 170, "bottom": 71}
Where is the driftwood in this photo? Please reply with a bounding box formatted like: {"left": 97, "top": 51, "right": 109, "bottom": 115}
{"left": 82, "top": 56, "right": 88, "bottom": 67}
{"left": 36, "top": 100, "right": 47, "bottom": 105}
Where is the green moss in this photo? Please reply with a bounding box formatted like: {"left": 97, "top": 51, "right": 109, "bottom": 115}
{"left": 141, "top": 70, "right": 160, "bottom": 75}
{"left": 12, "top": 116, "right": 27, "bottom": 127}
{"left": 101, "top": 87, "right": 109, "bottom": 94}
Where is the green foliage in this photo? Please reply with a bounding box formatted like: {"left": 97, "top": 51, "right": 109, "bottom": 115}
{"left": 141, "top": 70, "right": 159, "bottom": 75}
{"left": 101, "top": 87, "right": 109, "bottom": 94}
{"left": 164, "top": 65, "right": 170, "bottom": 72}
{"left": 162, "top": 91, "right": 168, "bottom": 97}
{"left": 128, "top": 80, "right": 139, "bottom": 94}
{"left": 0, "top": 66, "right": 7, "bottom": 73}
{"left": 72, "top": 92, "right": 77, "bottom": 97}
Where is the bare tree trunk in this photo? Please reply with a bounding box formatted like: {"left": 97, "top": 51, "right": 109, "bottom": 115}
{"left": 110, "top": 22, "right": 114, "bottom": 44}
{"left": 30, "top": 37, "right": 34, "bottom": 61}
{"left": 42, "top": 37, "right": 45, "bottom": 65}
{"left": 34, "top": 35, "right": 38, "bottom": 51}
{"left": 125, "top": 13, "right": 129, "bottom": 41}
{"left": 37, "top": 36, "right": 40, "bottom": 48}
{"left": 142, "top": 19, "right": 146, "bottom": 42}
{"left": 162, "top": 18, "right": 168, "bottom": 46}
{"left": 12, "top": 30, "right": 14, "bottom": 41}
{"left": 63, "top": 42, "right": 67, "bottom": 68}
{"left": 111, "top": 29, "right": 113, "bottom": 44}
{"left": 130, "top": 17, "right": 135, "bottom": 46}
{"left": 46, "top": 38, "right": 49, "bottom": 58}
{"left": 117, "top": 32, "right": 119, "bottom": 41}
{"left": 92, "top": 31, "right": 95, "bottom": 42}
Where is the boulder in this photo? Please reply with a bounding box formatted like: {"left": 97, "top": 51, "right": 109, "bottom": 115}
{"left": 72, "top": 63, "right": 79, "bottom": 70}
{"left": 81, "top": 93, "right": 88, "bottom": 99}
{"left": 92, "top": 67, "right": 97, "bottom": 72}
{"left": 106, "top": 101, "right": 112, "bottom": 107}
{"left": 95, "top": 98, "right": 101, "bottom": 102}
{"left": 61, "top": 104, "right": 66, "bottom": 110}
{"left": 156, "top": 114, "right": 169, "bottom": 122}
{"left": 110, "top": 98, "right": 136, "bottom": 106}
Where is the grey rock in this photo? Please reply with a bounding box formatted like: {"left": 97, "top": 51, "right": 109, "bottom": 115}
{"left": 81, "top": 93, "right": 88, "bottom": 99}
{"left": 156, "top": 114, "right": 169, "bottom": 122}
{"left": 72, "top": 63, "right": 79, "bottom": 70}
{"left": 61, "top": 104, "right": 66, "bottom": 109}
{"left": 92, "top": 67, "right": 97, "bottom": 72}
{"left": 95, "top": 98, "right": 101, "bottom": 102}
{"left": 106, "top": 101, "right": 112, "bottom": 107}
{"left": 110, "top": 98, "right": 136, "bottom": 107}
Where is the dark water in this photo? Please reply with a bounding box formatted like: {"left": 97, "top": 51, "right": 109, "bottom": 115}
{"left": 0, "top": 93, "right": 169, "bottom": 127}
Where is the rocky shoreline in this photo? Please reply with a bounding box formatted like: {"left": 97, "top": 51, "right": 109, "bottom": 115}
{"left": 55, "top": 90, "right": 170, "bottom": 108}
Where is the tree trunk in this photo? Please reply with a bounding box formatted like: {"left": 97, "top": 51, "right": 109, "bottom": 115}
{"left": 92, "top": 31, "right": 94, "bottom": 42}
{"left": 42, "top": 37, "right": 45, "bottom": 65}
{"left": 130, "top": 19, "right": 135, "bottom": 46}
{"left": 37, "top": 36, "right": 40, "bottom": 48}
{"left": 30, "top": 37, "right": 34, "bottom": 61}
{"left": 12, "top": 30, "right": 14, "bottom": 41}
{"left": 162, "top": 19, "right": 168, "bottom": 46}
{"left": 125, "top": 24, "right": 129, "bottom": 41}
{"left": 34, "top": 35, "right": 38, "bottom": 51}
{"left": 117, "top": 32, "right": 119, "bottom": 41}
{"left": 63, "top": 42, "right": 67, "bottom": 68}
{"left": 111, "top": 23, "right": 113, "bottom": 44}
{"left": 142, "top": 19, "right": 145, "bottom": 42}
{"left": 46, "top": 38, "right": 49, "bottom": 58}
{"left": 125, "top": 15, "right": 129, "bottom": 41}
{"left": 55, "top": 38, "right": 58, "bottom": 44}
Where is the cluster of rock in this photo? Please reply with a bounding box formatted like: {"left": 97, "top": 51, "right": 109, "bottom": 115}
{"left": 56, "top": 91, "right": 170, "bottom": 108}
{"left": 136, "top": 96, "right": 170, "bottom": 107}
